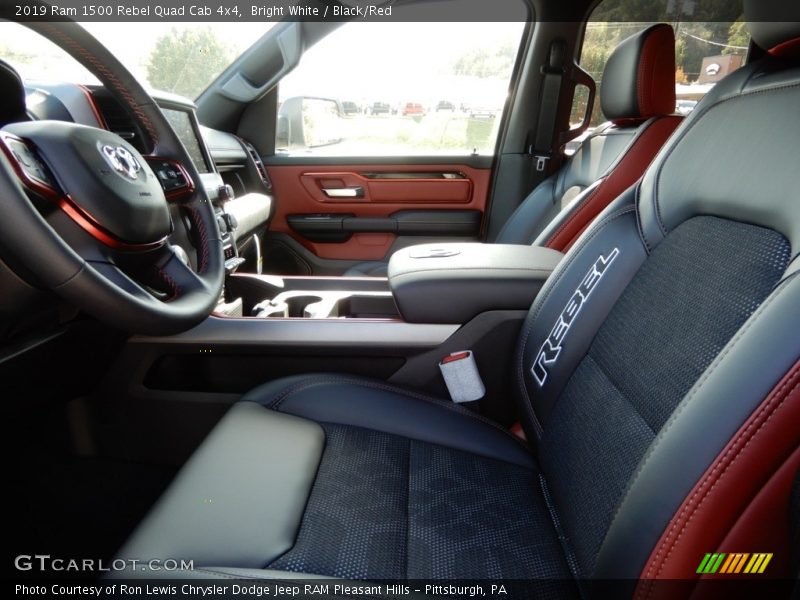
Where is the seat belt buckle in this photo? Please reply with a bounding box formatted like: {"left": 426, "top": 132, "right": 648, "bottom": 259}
{"left": 534, "top": 152, "right": 551, "bottom": 172}
{"left": 438, "top": 350, "right": 486, "bottom": 403}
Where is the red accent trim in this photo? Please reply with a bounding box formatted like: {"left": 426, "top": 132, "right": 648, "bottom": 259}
{"left": 510, "top": 422, "right": 527, "bottom": 441}
{"left": 636, "top": 25, "right": 676, "bottom": 119}
{"left": 714, "top": 445, "right": 800, "bottom": 578}
{"left": 267, "top": 164, "right": 490, "bottom": 261}
{"left": 59, "top": 194, "right": 167, "bottom": 252}
{"left": 545, "top": 116, "right": 682, "bottom": 252}
{"left": 635, "top": 358, "right": 800, "bottom": 596}
{"left": 769, "top": 37, "right": 800, "bottom": 58}
{"left": 0, "top": 133, "right": 167, "bottom": 252}
{"left": 77, "top": 85, "right": 108, "bottom": 129}
{"left": 442, "top": 351, "right": 471, "bottom": 364}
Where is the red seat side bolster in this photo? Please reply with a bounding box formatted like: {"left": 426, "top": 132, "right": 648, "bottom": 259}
{"left": 634, "top": 357, "right": 800, "bottom": 596}
{"left": 545, "top": 115, "right": 682, "bottom": 252}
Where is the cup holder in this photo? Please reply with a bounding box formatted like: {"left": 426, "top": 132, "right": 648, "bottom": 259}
{"left": 252, "top": 290, "right": 396, "bottom": 319}
{"left": 253, "top": 292, "right": 324, "bottom": 318}
{"left": 287, "top": 295, "right": 329, "bottom": 317}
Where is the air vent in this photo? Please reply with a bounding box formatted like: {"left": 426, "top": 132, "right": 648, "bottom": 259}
{"left": 90, "top": 91, "right": 147, "bottom": 153}
{"left": 243, "top": 141, "right": 272, "bottom": 191}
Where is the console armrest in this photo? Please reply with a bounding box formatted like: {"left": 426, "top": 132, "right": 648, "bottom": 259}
{"left": 388, "top": 243, "right": 563, "bottom": 324}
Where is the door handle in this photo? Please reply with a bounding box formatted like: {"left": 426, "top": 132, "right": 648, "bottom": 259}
{"left": 322, "top": 186, "right": 364, "bottom": 198}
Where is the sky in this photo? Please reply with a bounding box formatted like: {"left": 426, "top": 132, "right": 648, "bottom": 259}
{"left": 279, "top": 22, "right": 525, "bottom": 107}
{"left": 0, "top": 21, "right": 524, "bottom": 106}
{"left": 0, "top": 21, "right": 271, "bottom": 89}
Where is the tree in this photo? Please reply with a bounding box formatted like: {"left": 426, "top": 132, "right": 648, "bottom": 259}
{"left": 452, "top": 42, "right": 517, "bottom": 79}
{"left": 0, "top": 43, "right": 35, "bottom": 68}
{"left": 145, "top": 27, "right": 233, "bottom": 99}
{"left": 723, "top": 20, "right": 750, "bottom": 56}
{"left": 587, "top": 0, "right": 744, "bottom": 83}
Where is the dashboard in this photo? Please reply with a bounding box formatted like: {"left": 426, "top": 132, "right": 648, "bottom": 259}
{"left": 21, "top": 81, "right": 274, "bottom": 276}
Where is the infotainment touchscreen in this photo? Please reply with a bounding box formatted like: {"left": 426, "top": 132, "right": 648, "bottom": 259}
{"left": 162, "top": 107, "right": 211, "bottom": 173}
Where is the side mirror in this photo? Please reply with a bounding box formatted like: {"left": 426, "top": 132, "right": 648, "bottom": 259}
{"left": 276, "top": 96, "right": 343, "bottom": 151}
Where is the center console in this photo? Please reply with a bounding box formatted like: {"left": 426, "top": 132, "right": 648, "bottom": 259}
{"left": 122, "top": 242, "right": 564, "bottom": 464}
{"left": 219, "top": 242, "right": 563, "bottom": 323}
{"left": 224, "top": 273, "right": 398, "bottom": 319}
{"left": 387, "top": 243, "right": 563, "bottom": 323}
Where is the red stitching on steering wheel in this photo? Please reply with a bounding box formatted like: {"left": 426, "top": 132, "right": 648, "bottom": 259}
{"left": 183, "top": 205, "right": 210, "bottom": 274}
{"left": 38, "top": 23, "right": 160, "bottom": 147}
{"left": 151, "top": 266, "right": 181, "bottom": 301}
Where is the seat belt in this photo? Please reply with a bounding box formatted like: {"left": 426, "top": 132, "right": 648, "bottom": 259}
{"left": 528, "top": 39, "right": 568, "bottom": 180}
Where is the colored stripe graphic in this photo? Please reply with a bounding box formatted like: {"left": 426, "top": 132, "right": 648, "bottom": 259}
{"left": 733, "top": 553, "right": 750, "bottom": 574}
{"left": 719, "top": 553, "right": 749, "bottom": 573}
{"left": 696, "top": 554, "right": 712, "bottom": 574}
{"left": 699, "top": 552, "right": 772, "bottom": 574}
{"left": 744, "top": 553, "right": 773, "bottom": 574}
{"left": 710, "top": 553, "right": 726, "bottom": 573}
{"left": 757, "top": 554, "right": 773, "bottom": 573}
{"left": 697, "top": 553, "right": 727, "bottom": 574}
{"left": 719, "top": 554, "right": 735, "bottom": 573}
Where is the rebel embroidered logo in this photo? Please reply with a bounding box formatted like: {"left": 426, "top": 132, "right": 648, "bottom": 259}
{"left": 531, "top": 248, "right": 619, "bottom": 386}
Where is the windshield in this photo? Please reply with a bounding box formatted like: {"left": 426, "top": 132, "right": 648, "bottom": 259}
{"left": 0, "top": 21, "right": 273, "bottom": 100}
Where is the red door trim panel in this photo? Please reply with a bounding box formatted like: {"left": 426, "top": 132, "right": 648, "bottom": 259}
{"left": 299, "top": 171, "right": 473, "bottom": 204}
{"left": 268, "top": 163, "right": 490, "bottom": 261}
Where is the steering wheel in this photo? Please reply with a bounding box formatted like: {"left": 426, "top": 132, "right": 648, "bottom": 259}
{"left": 0, "top": 22, "right": 224, "bottom": 335}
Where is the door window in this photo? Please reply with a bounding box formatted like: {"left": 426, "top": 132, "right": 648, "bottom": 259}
{"left": 276, "top": 21, "right": 527, "bottom": 156}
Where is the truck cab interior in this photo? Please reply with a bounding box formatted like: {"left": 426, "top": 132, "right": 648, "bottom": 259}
{"left": 2, "top": 0, "right": 800, "bottom": 594}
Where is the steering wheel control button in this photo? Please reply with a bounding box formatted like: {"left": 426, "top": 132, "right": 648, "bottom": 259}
{"left": 4, "top": 138, "right": 51, "bottom": 185}
{"left": 147, "top": 158, "right": 191, "bottom": 194}
{"left": 0, "top": 133, "right": 58, "bottom": 192}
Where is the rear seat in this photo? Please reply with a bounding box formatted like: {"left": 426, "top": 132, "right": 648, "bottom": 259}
{"left": 346, "top": 23, "right": 683, "bottom": 276}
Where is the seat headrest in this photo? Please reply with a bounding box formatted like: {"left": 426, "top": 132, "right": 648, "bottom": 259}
{"left": 600, "top": 24, "right": 676, "bottom": 123}
{"left": 0, "top": 60, "right": 28, "bottom": 127}
{"left": 744, "top": 0, "right": 800, "bottom": 59}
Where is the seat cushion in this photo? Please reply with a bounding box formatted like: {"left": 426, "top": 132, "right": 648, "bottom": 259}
{"left": 268, "top": 422, "right": 572, "bottom": 580}
{"left": 113, "top": 403, "right": 326, "bottom": 569}
{"left": 114, "top": 376, "right": 575, "bottom": 582}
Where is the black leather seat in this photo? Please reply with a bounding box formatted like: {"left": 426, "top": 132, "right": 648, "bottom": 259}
{"left": 0, "top": 60, "right": 29, "bottom": 127}
{"left": 117, "top": 5, "right": 800, "bottom": 589}
{"left": 345, "top": 23, "right": 682, "bottom": 277}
